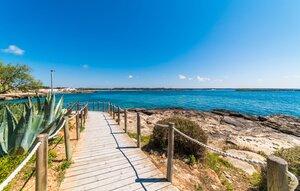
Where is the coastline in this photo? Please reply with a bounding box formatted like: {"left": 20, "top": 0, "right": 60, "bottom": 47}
{"left": 0, "top": 90, "right": 95, "bottom": 101}
{"left": 123, "top": 108, "right": 300, "bottom": 153}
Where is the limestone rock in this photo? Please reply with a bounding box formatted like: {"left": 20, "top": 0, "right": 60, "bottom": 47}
{"left": 225, "top": 149, "right": 266, "bottom": 175}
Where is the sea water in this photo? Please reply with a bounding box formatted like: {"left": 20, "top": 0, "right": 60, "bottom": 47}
{"left": 56, "top": 89, "right": 300, "bottom": 117}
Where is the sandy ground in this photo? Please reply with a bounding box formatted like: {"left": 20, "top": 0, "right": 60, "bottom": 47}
{"left": 7, "top": 115, "right": 82, "bottom": 191}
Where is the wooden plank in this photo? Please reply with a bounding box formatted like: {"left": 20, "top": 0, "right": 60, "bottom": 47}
{"left": 60, "top": 111, "right": 178, "bottom": 191}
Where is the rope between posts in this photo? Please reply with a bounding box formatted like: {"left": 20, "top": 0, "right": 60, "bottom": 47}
{"left": 68, "top": 113, "right": 77, "bottom": 120}
{"left": 172, "top": 127, "right": 267, "bottom": 166}
{"left": 49, "top": 120, "right": 66, "bottom": 140}
{"left": 139, "top": 115, "right": 265, "bottom": 165}
{"left": 111, "top": 107, "right": 298, "bottom": 190}
{"left": 287, "top": 171, "right": 299, "bottom": 191}
{"left": 0, "top": 142, "right": 42, "bottom": 190}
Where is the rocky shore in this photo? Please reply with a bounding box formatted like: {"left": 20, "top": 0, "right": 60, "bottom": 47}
{"left": 0, "top": 92, "right": 46, "bottom": 101}
{"left": 119, "top": 108, "right": 300, "bottom": 175}
{"left": 0, "top": 89, "right": 95, "bottom": 101}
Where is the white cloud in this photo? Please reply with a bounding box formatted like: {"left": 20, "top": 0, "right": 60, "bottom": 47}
{"left": 178, "top": 74, "right": 187, "bottom": 80}
{"left": 1, "top": 45, "right": 25, "bottom": 56}
{"left": 82, "top": 64, "right": 89, "bottom": 69}
{"left": 188, "top": 77, "right": 193, "bottom": 81}
{"left": 214, "top": 79, "right": 224, "bottom": 83}
{"left": 128, "top": 75, "right": 133, "bottom": 79}
{"left": 197, "top": 76, "right": 210, "bottom": 82}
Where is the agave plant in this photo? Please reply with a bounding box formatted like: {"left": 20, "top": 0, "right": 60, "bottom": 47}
{"left": 0, "top": 94, "right": 66, "bottom": 156}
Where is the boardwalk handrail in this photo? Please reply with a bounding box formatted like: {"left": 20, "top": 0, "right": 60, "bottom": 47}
{"left": 0, "top": 142, "right": 42, "bottom": 190}
{"left": 0, "top": 103, "right": 89, "bottom": 191}
{"left": 108, "top": 102, "right": 299, "bottom": 191}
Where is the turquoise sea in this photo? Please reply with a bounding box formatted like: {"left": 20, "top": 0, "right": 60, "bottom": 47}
{"left": 55, "top": 89, "right": 300, "bottom": 117}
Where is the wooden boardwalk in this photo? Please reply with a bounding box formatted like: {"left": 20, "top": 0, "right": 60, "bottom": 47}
{"left": 60, "top": 111, "right": 178, "bottom": 191}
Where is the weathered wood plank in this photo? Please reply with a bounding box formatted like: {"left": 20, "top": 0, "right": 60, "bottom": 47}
{"left": 60, "top": 111, "right": 178, "bottom": 191}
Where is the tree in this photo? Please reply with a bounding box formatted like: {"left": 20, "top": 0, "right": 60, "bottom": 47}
{"left": 0, "top": 62, "right": 42, "bottom": 94}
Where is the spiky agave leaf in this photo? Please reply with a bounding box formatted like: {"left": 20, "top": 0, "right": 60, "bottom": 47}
{"left": 43, "top": 93, "right": 56, "bottom": 127}
{"left": 11, "top": 104, "right": 29, "bottom": 154}
{"left": 22, "top": 113, "right": 44, "bottom": 153}
{"left": 0, "top": 110, "right": 8, "bottom": 156}
{"left": 5, "top": 106, "right": 18, "bottom": 153}
{"left": 47, "top": 114, "right": 65, "bottom": 136}
{"left": 36, "top": 96, "right": 42, "bottom": 112}
{"left": 54, "top": 96, "right": 64, "bottom": 119}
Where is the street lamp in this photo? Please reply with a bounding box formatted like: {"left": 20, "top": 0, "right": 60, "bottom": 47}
{"left": 50, "top": 69, "right": 55, "bottom": 94}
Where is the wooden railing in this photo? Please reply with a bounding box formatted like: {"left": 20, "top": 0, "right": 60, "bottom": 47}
{"left": 0, "top": 103, "right": 89, "bottom": 191}
{"left": 106, "top": 102, "right": 299, "bottom": 191}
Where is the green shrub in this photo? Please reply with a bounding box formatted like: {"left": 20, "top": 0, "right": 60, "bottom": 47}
{"left": 250, "top": 171, "right": 267, "bottom": 191}
{"left": 150, "top": 117, "right": 207, "bottom": 161}
{"left": 205, "top": 152, "right": 231, "bottom": 173}
{"left": 0, "top": 154, "right": 26, "bottom": 182}
{"left": 275, "top": 146, "right": 300, "bottom": 177}
{"left": 56, "top": 160, "right": 72, "bottom": 183}
{"left": 188, "top": 154, "right": 197, "bottom": 165}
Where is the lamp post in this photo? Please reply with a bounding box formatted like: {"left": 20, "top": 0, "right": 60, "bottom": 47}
{"left": 50, "top": 69, "right": 55, "bottom": 94}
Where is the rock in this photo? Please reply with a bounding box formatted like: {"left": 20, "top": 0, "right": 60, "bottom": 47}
{"left": 262, "top": 115, "right": 300, "bottom": 137}
{"left": 225, "top": 149, "right": 266, "bottom": 175}
{"left": 227, "top": 134, "right": 300, "bottom": 155}
{"left": 212, "top": 109, "right": 258, "bottom": 121}
{"left": 124, "top": 108, "right": 300, "bottom": 157}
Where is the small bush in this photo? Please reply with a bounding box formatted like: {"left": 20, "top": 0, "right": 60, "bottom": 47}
{"left": 250, "top": 171, "right": 267, "bottom": 191}
{"left": 188, "top": 154, "right": 197, "bottom": 165}
{"left": 150, "top": 117, "right": 207, "bottom": 161}
{"left": 205, "top": 152, "right": 231, "bottom": 173}
{"left": 0, "top": 154, "right": 26, "bottom": 182}
{"left": 56, "top": 160, "right": 72, "bottom": 183}
{"left": 275, "top": 146, "right": 300, "bottom": 177}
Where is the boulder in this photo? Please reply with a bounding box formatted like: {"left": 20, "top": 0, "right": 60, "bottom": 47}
{"left": 225, "top": 149, "right": 266, "bottom": 175}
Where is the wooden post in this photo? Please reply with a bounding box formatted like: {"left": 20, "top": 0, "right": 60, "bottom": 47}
{"left": 118, "top": 107, "right": 120, "bottom": 125}
{"left": 124, "top": 109, "right": 127, "bottom": 133}
{"left": 83, "top": 108, "right": 86, "bottom": 124}
{"left": 267, "top": 155, "right": 289, "bottom": 191}
{"left": 80, "top": 110, "right": 83, "bottom": 130}
{"left": 137, "top": 112, "right": 141, "bottom": 148}
{"left": 167, "top": 123, "right": 174, "bottom": 183}
{"left": 113, "top": 106, "right": 115, "bottom": 119}
{"left": 76, "top": 113, "right": 80, "bottom": 140}
{"left": 36, "top": 134, "right": 48, "bottom": 191}
{"left": 85, "top": 107, "right": 88, "bottom": 122}
{"left": 108, "top": 102, "right": 111, "bottom": 114}
{"left": 64, "top": 116, "right": 72, "bottom": 161}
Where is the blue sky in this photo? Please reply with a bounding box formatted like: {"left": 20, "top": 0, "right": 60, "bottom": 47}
{"left": 0, "top": 0, "right": 299, "bottom": 88}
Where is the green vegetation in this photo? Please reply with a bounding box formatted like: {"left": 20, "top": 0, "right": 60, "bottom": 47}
{"left": 195, "top": 184, "right": 203, "bottom": 191}
{"left": 205, "top": 152, "right": 234, "bottom": 191}
{"left": 275, "top": 146, "right": 300, "bottom": 177}
{"left": 127, "top": 132, "right": 151, "bottom": 145}
{"left": 205, "top": 152, "right": 232, "bottom": 173}
{"left": 0, "top": 154, "right": 26, "bottom": 182}
{"left": 56, "top": 160, "right": 72, "bottom": 183}
{"left": 149, "top": 117, "right": 207, "bottom": 161}
{"left": 187, "top": 154, "right": 197, "bottom": 165}
{"left": 49, "top": 135, "right": 64, "bottom": 146}
{"left": 0, "top": 94, "right": 65, "bottom": 156}
{"left": 48, "top": 150, "right": 58, "bottom": 166}
{"left": 249, "top": 171, "right": 267, "bottom": 191}
{"left": 0, "top": 62, "right": 42, "bottom": 94}
{"left": 80, "top": 124, "right": 85, "bottom": 132}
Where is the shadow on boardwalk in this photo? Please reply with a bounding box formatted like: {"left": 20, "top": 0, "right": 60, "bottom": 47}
{"left": 60, "top": 111, "right": 178, "bottom": 191}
